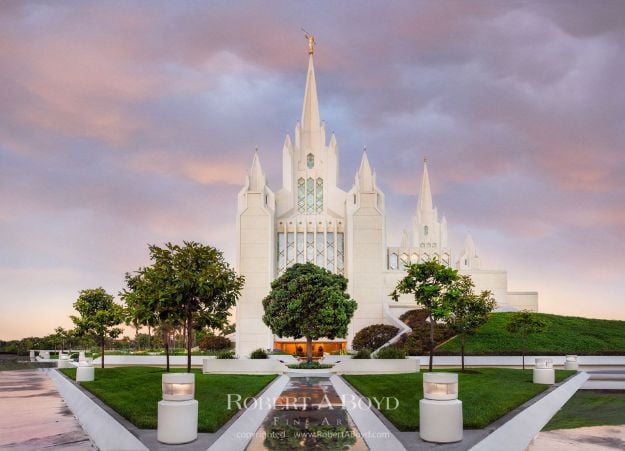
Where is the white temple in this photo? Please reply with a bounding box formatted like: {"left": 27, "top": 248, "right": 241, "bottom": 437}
{"left": 235, "top": 40, "right": 538, "bottom": 357}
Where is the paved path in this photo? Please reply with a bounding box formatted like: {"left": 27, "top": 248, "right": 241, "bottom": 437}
{"left": 0, "top": 370, "right": 94, "bottom": 450}
{"left": 529, "top": 425, "right": 625, "bottom": 450}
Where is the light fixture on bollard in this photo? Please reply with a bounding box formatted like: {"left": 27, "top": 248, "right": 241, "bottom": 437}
{"left": 76, "top": 360, "right": 95, "bottom": 382}
{"left": 157, "top": 373, "right": 198, "bottom": 444}
{"left": 533, "top": 358, "right": 555, "bottom": 384}
{"left": 419, "top": 373, "right": 463, "bottom": 443}
{"left": 564, "top": 355, "right": 578, "bottom": 371}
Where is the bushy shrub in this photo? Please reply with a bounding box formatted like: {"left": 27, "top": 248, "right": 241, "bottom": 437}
{"left": 216, "top": 350, "right": 235, "bottom": 359}
{"left": 375, "top": 345, "right": 406, "bottom": 359}
{"left": 198, "top": 335, "right": 232, "bottom": 351}
{"left": 352, "top": 349, "right": 371, "bottom": 359}
{"left": 250, "top": 348, "right": 268, "bottom": 359}
{"left": 397, "top": 309, "right": 455, "bottom": 355}
{"left": 352, "top": 324, "right": 399, "bottom": 351}
{"left": 287, "top": 361, "right": 334, "bottom": 369}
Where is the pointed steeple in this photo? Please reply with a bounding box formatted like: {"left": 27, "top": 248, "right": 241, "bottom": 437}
{"left": 248, "top": 150, "right": 266, "bottom": 192}
{"left": 418, "top": 158, "right": 433, "bottom": 213}
{"left": 464, "top": 233, "right": 477, "bottom": 257}
{"left": 300, "top": 51, "right": 322, "bottom": 150}
{"left": 357, "top": 149, "right": 374, "bottom": 192}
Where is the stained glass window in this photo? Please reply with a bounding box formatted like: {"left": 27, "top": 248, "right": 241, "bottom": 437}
{"left": 277, "top": 232, "right": 285, "bottom": 273}
{"left": 315, "top": 178, "right": 323, "bottom": 213}
{"left": 411, "top": 253, "right": 419, "bottom": 264}
{"left": 307, "top": 153, "right": 314, "bottom": 169}
{"left": 326, "top": 232, "right": 335, "bottom": 272}
{"left": 389, "top": 253, "right": 398, "bottom": 270}
{"left": 400, "top": 253, "right": 410, "bottom": 269}
{"left": 286, "top": 232, "right": 295, "bottom": 267}
{"left": 316, "top": 233, "right": 325, "bottom": 266}
{"left": 297, "top": 178, "right": 305, "bottom": 213}
{"left": 306, "top": 178, "right": 314, "bottom": 213}
{"left": 306, "top": 232, "right": 315, "bottom": 263}
{"left": 296, "top": 232, "right": 305, "bottom": 263}
{"left": 336, "top": 233, "right": 344, "bottom": 274}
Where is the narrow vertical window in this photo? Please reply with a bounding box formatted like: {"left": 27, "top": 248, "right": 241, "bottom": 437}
{"left": 306, "top": 178, "right": 314, "bottom": 213}
{"left": 389, "top": 253, "right": 398, "bottom": 270}
{"left": 424, "top": 225, "right": 429, "bottom": 236}
{"left": 337, "top": 233, "right": 344, "bottom": 274}
{"left": 326, "top": 232, "right": 335, "bottom": 272}
{"left": 296, "top": 232, "right": 305, "bottom": 263}
{"left": 277, "top": 232, "right": 286, "bottom": 274}
{"left": 307, "top": 153, "right": 314, "bottom": 169}
{"left": 316, "top": 233, "right": 325, "bottom": 266}
{"left": 315, "top": 178, "right": 323, "bottom": 213}
{"left": 297, "top": 178, "right": 305, "bottom": 213}
{"left": 286, "top": 232, "right": 295, "bottom": 267}
{"left": 306, "top": 232, "right": 315, "bottom": 262}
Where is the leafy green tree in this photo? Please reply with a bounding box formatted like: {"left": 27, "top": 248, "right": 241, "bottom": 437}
{"left": 445, "top": 275, "right": 496, "bottom": 371}
{"left": 391, "top": 260, "right": 458, "bottom": 371}
{"left": 122, "top": 242, "right": 244, "bottom": 372}
{"left": 262, "top": 263, "right": 357, "bottom": 363}
{"left": 70, "top": 288, "right": 124, "bottom": 368}
{"left": 506, "top": 310, "right": 547, "bottom": 370}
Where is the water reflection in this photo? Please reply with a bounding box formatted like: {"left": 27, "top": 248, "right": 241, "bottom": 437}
{"left": 246, "top": 377, "right": 368, "bottom": 451}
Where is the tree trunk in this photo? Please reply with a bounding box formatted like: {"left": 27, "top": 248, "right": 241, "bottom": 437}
{"left": 428, "top": 314, "right": 435, "bottom": 372}
{"left": 100, "top": 336, "right": 105, "bottom": 369}
{"left": 522, "top": 349, "right": 525, "bottom": 371}
{"left": 186, "top": 305, "right": 192, "bottom": 373}
{"left": 461, "top": 333, "right": 465, "bottom": 372}
{"left": 163, "top": 332, "right": 169, "bottom": 373}
{"left": 306, "top": 337, "right": 313, "bottom": 363}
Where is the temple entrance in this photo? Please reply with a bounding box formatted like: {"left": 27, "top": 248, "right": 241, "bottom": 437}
{"left": 274, "top": 340, "right": 346, "bottom": 358}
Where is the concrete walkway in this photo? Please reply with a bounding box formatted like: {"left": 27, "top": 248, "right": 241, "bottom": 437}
{"left": 0, "top": 370, "right": 94, "bottom": 450}
{"left": 529, "top": 425, "right": 625, "bottom": 450}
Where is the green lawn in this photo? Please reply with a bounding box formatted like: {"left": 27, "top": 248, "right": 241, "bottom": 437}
{"left": 438, "top": 313, "right": 625, "bottom": 355}
{"left": 60, "top": 367, "right": 276, "bottom": 432}
{"left": 344, "top": 368, "right": 575, "bottom": 431}
{"left": 543, "top": 390, "right": 625, "bottom": 431}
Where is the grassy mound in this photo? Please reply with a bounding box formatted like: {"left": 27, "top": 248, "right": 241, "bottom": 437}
{"left": 60, "top": 367, "right": 276, "bottom": 432}
{"left": 437, "top": 313, "right": 625, "bottom": 355}
{"left": 344, "top": 368, "right": 574, "bottom": 430}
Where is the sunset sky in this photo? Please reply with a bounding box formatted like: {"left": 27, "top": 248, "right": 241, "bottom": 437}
{"left": 1, "top": 1, "right": 624, "bottom": 339}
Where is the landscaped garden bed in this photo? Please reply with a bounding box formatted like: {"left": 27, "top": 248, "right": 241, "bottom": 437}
{"left": 344, "top": 368, "right": 575, "bottom": 430}
{"left": 60, "top": 366, "right": 276, "bottom": 432}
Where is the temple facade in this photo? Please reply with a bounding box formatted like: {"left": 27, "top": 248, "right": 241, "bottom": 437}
{"left": 235, "top": 43, "right": 538, "bottom": 357}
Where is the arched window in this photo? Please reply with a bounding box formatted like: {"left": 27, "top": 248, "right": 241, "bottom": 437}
{"left": 389, "top": 253, "right": 398, "bottom": 270}
{"left": 400, "top": 253, "right": 410, "bottom": 269}
{"left": 307, "top": 153, "right": 314, "bottom": 169}
{"left": 424, "top": 225, "right": 429, "bottom": 236}
{"left": 410, "top": 253, "right": 418, "bottom": 264}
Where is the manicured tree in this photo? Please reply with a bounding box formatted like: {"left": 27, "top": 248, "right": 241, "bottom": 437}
{"left": 122, "top": 242, "right": 244, "bottom": 372}
{"left": 506, "top": 310, "right": 547, "bottom": 370}
{"left": 391, "top": 260, "right": 459, "bottom": 371}
{"left": 262, "top": 263, "right": 357, "bottom": 363}
{"left": 445, "top": 275, "right": 496, "bottom": 372}
{"left": 71, "top": 288, "right": 124, "bottom": 368}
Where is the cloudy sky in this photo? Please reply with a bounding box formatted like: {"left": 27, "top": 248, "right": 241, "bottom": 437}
{"left": 1, "top": 0, "right": 624, "bottom": 339}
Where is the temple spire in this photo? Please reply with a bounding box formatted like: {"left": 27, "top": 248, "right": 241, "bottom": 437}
{"left": 418, "top": 158, "right": 433, "bottom": 212}
{"left": 300, "top": 36, "right": 321, "bottom": 150}
{"left": 248, "top": 150, "right": 266, "bottom": 192}
{"left": 357, "top": 148, "right": 374, "bottom": 192}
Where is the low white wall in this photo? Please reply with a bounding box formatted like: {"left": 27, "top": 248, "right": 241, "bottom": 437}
{"left": 320, "top": 355, "right": 353, "bottom": 364}
{"left": 333, "top": 358, "right": 420, "bottom": 375}
{"left": 506, "top": 291, "right": 539, "bottom": 312}
{"left": 92, "top": 355, "right": 215, "bottom": 367}
{"left": 268, "top": 354, "right": 299, "bottom": 364}
{"left": 203, "top": 359, "right": 288, "bottom": 375}
{"left": 48, "top": 369, "right": 148, "bottom": 451}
